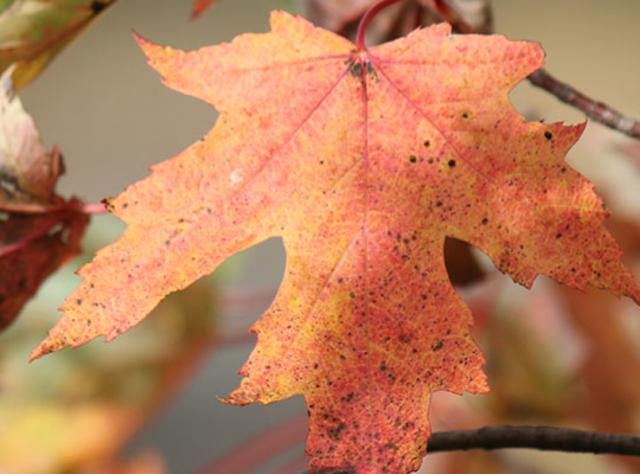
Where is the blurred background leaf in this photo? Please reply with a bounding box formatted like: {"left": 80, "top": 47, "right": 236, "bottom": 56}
{"left": 0, "top": 0, "right": 115, "bottom": 89}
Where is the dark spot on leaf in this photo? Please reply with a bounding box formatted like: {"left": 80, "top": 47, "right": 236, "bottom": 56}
{"left": 431, "top": 340, "right": 444, "bottom": 351}
{"left": 349, "top": 61, "right": 362, "bottom": 77}
{"left": 447, "top": 159, "right": 456, "bottom": 168}
{"left": 482, "top": 217, "right": 489, "bottom": 225}
{"left": 424, "top": 140, "right": 430, "bottom": 148}
{"left": 409, "top": 155, "right": 417, "bottom": 163}
{"left": 545, "top": 131, "right": 553, "bottom": 140}
{"left": 462, "top": 112, "right": 469, "bottom": 119}
{"left": 403, "top": 421, "right": 415, "bottom": 431}
{"left": 327, "top": 421, "right": 347, "bottom": 440}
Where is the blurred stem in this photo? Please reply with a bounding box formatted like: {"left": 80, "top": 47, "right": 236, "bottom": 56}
{"left": 356, "top": 0, "right": 405, "bottom": 50}
{"left": 198, "top": 415, "right": 308, "bottom": 474}
{"left": 82, "top": 202, "right": 107, "bottom": 214}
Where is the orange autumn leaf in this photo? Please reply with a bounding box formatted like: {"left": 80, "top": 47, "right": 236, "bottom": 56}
{"left": 32, "top": 11, "right": 639, "bottom": 473}
{"left": 191, "top": 0, "right": 217, "bottom": 20}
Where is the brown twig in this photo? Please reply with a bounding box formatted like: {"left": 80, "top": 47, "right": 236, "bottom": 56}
{"left": 427, "top": 425, "right": 640, "bottom": 455}
{"left": 299, "top": 425, "right": 640, "bottom": 473}
{"left": 430, "top": 0, "right": 640, "bottom": 140}
{"left": 528, "top": 69, "right": 640, "bottom": 138}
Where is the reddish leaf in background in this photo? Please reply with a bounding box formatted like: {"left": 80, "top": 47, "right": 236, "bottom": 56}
{"left": 304, "top": 0, "right": 376, "bottom": 33}
{"left": 303, "top": 0, "right": 492, "bottom": 39}
{"left": 191, "top": 0, "right": 217, "bottom": 20}
{"left": 32, "top": 12, "right": 639, "bottom": 473}
{"left": 0, "top": 205, "right": 87, "bottom": 330}
{"left": 0, "top": 69, "right": 88, "bottom": 331}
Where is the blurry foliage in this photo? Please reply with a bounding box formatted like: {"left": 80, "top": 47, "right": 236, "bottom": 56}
{"left": 0, "top": 0, "right": 114, "bottom": 89}
{"left": 0, "top": 218, "right": 221, "bottom": 473}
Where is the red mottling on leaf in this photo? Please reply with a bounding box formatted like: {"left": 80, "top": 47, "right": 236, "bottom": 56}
{"left": 32, "top": 12, "right": 639, "bottom": 473}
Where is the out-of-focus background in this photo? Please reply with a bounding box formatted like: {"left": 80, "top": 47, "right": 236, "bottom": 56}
{"left": 1, "top": 0, "right": 639, "bottom": 472}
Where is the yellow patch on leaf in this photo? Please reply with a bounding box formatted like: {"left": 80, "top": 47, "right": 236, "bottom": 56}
{"left": 32, "top": 12, "right": 639, "bottom": 473}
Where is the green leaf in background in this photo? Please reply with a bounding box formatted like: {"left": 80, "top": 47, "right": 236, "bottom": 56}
{"left": 0, "top": 0, "right": 115, "bottom": 89}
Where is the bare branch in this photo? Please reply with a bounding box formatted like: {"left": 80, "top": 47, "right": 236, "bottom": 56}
{"left": 528, "top": 69, "right": 640, "bottom": 139}
{"left": 299, "top": 425, "right": 640, "bottom": 473}
{"left": 428, "top": 425, "right": 640, "bottom": 455}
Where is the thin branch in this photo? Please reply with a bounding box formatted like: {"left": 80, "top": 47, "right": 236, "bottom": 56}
{"left": 428, "top": 425, "right": 640, "bottom": 455}
{"left": 299, "top": 425, "right": 640, "bottom": 473}
{"left": 528, "top": 69, "right": 640, "bottom": 139}
{"left": 431, "top": 0, "right": 640, "bottom": 140}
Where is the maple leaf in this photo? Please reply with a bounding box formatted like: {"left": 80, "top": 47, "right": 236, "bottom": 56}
{"left": 32, "top": 12, "right": 639, "bottom": 473}
{"left": 191, "top": 0, "right": 217, "bottom": 20}
{"left": 0, "top": 69, "right": 88, "bottom": 331}
{"left": 0, "top": 0, "right": 114, "bottom": 89}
